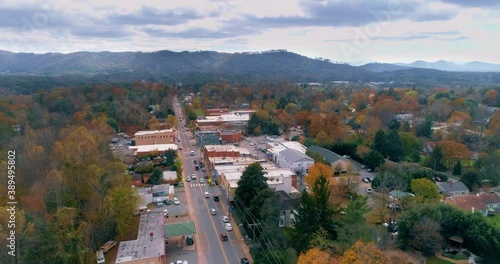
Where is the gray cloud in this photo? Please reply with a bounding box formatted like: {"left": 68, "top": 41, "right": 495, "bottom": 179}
{"left": 108, "top": 6, "right": 209, "bottom": 26}
{"left": 0, "top": 5, "right": 70, "bottom": 30}
{"left": 439, "top": 0, "right": 500, "bottom": 8}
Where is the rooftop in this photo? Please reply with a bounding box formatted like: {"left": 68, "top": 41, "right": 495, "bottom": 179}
{"left": 307, "top": 145, "right": 344, "bottom": 164}
{"left": 279, "top": 148, "right": 313, "bottom": 163}
{"left": 438, "top": 181, "right": 469, "bottom": 193}
{"left": 197, "top": 113, "right": 250, "bottom": 123}
{"left": 479, "top": 192, "right": 500, "bottom": 204}
{"left": 445, "top": 195, "right": 487, "bottom": 212}
{"left": 116, "top": 212, "right": 165, "bottom": 263}
{"left": 129, "top": 144, "right": 177, "bottom": 153}
{"left": 134, "top": 129, "right": 174, "bottom": 136}
{"left": 279, "top": 141, "right": 307, "bottom": 153}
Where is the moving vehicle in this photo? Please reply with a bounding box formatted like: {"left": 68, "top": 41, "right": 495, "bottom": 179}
{"left": 100, "top": 241, "right": 117, "bottom": 254}
{"left": 199, "top": 178, "right": 205, "bottom": 184}
{"left": 222, "top": 216, "right": 229, "bottom": 223}
{"left": 225, "top": 223, "right": 233, "bottom": 231}
{"left": 191, "top": 173, "right": 196, "bottom": 180}
{"left": 204, "top": 192, "right": 209, "bottom": 198}
{"left": 186, "top": 176, "right": 191, "bottom": 182}
{"left": 96, "top": 250, "right": 105, "bottom": 264}
{"left": 213, "top": 194, "right": 220, "bottom": 202}
{"left": 210, "top": 208, "right": 217, "bottom": 215}
{"left": 190, "top": 151, "right": 194, "bottom": 156}
{"left": 170, "top": 261, "right": 188, "bottom": 264}
{"left": 220, "top": 233, "right": 228, "bottom": 241}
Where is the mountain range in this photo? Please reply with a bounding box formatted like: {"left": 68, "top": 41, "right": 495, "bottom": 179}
{"left": 366, "top": 60, "right": 500, "bottom": 72}
{"left": 1, "top": 49, "right": 499, "bottom": 94}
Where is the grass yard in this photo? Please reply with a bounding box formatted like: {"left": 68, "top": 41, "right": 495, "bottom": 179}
{"left": 426, "top": 256, "right": 455, "bottom": 264}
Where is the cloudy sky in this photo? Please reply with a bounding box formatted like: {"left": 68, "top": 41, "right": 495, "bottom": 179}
{"left": 1, "top": 0, "right": 499, "bottom": 63}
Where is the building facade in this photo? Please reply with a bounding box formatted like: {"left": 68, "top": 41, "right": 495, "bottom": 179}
{"left": 134, "top": 129, "right": 176, "bottom": 145}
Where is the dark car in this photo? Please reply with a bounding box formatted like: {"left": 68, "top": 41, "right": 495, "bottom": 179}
{"left": 220, "top": 233, "right": 228, "bottom": 241}
{"left": 186, "top": 235, "right": 194, "bottom": 245}
{"left": 240, "top": 258, "right": 250, "bottom": 264}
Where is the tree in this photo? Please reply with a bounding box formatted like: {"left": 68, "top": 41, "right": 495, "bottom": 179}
{"left": 297, "top": 248, "right": 337, "bottom": 264}
{"left": 292, "top": 176, "right": 337, "bottom": 254}
{"left": 410, "top": 178, "right": 440, "bottom": 204}
{"left": 440, "top": 140, "right": 469, "bottom": 169}
{"left": 149, "top": 167, "right": 163, "bottom": 185}
{"left": 148, "top": 116, "right": 161, "bottom": 130}
{"left": 399, "top": 132, "right": 423, "bottom": 159}
{"left": 106, "top": 186, "right": 138, "bottom": 235}
{"left": 425, "top": 146, "right": 446, "bottom": 171}
{"left": 165, "top": 114, "right": 178, "bottom": 128}
{"left": 385, "top": 129, "right": 404, "bottom": 162}
{"left": 340, "top": 240, "right": 389, "bottom": 264}
{"left": 460, "top": 169, "right": 482, "bottom": 191}
{"left": 453, "top": 160, "right": 462, "bottom": 175}
{"left": 416, "top": 114, "right": 433, "bottom": 138}
{"left": 305, "top": 163, "right": 333, "bottom": 188}
{"left": 373, "top": 130, "right": 386, "bottom": 155}
{"left": 235, "top": 163, "right": 268, "bottom": 208}
{"left": 365, "top": 150, "right": 385, "bottom": 170}
{"left": 408, "top": 217, "right": 443, "bottom": 256}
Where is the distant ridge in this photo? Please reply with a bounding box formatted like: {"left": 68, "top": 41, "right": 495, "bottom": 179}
{"left": 393, "top": 60, "right": 500, "bottom": 72}
{"left": 1, "top": 50, "right": 500, "bottom": 90}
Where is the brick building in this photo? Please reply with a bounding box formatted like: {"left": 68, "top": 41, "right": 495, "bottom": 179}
{"left": 134, "top": 129, "right": 176, "bottom": 145}
{"left": 219, "top": 129, "right": 242, "bottom": 143}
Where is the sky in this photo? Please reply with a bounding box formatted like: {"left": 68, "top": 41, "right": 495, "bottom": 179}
{"left": 0, "top": 0, "right": 499, "bottom": 64}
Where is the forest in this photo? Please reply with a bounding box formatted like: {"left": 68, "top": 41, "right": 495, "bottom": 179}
{"left": 0, "top": 79, "right": 499, "bottom": 263}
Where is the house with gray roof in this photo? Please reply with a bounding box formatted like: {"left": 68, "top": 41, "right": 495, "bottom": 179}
{"left": 437, "top": 181, "right": 470, "bottom": 197}
{"left": 277, "top": 148, "right": 314, "bottom": 174}
{"left": 306, "top": 145, "right": 351, "bottom": 173}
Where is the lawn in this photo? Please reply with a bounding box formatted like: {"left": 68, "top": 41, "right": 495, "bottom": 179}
{"left": 427, "top": 256, "right": 455, "bottom": 264}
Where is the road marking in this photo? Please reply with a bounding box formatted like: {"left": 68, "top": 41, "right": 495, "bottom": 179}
{"left": 204, "top": 231, "right": 211, "bottom": 251}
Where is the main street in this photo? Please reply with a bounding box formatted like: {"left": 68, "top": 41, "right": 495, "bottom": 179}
{"left": 173, "top": 96, "right": 245, "bottom": 264}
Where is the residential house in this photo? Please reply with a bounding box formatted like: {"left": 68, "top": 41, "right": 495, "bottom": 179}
{"left": 479, "top": 192, "right": 500, "bottom": 214}
{"left": 437, "top": 181, "right": 470, "bottom": 197}
{"left": 276, "top": 148, "right": 314, "bottom": 175}
{"left": 445, "top": 194, "right": 490, "bottom": 216}
{"left": 276, "top": 190, "right": 298, "bottom": 228}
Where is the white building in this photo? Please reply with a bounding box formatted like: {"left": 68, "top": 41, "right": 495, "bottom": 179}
{"left": 276, "top": 148, "right": 314, "bottom": 175}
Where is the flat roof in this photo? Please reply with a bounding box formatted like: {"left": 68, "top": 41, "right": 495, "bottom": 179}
{"left": 197, "top": 113, "right": 250, "bottom": 123}
{"left": 134, "top": 129, "right": 174, "bottom": 136}
{"left": 205, "top": 145, "right": 251, "bottom": 156}
{"left": 129, "top": 144, "right": 178, "bottom": 153}
{"left": 115, "top": 212, "right": 165, "bottom": 263}
{"left": 279, "top": 141, "right": 307, "bottom": 153}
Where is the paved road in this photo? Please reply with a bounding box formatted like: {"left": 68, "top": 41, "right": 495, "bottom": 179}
{"left": 173, "top": 96, "right": 245, "bottom": 264}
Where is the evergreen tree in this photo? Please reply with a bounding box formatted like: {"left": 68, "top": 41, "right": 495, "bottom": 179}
{"left": 373, "top": 130, "right": 386, "bottom": 156}
{"left": 426, "top": 146, "right": 446, "bottom": 171}
{"left": 235, "top": 163, "right": 268, "bottom": 208}
{"left": 385, "top": 130, "right": 405, "bottom": 162}
{"left": 453, "top": 160, "right": 463, "bottom": 175}
{"left": 416, "top": 114, "right": 433, "bottom": 138}
{"left": 148, "top": 167, "right": 163, "bottom": 185}
{"left": 365, "top": 150, "right": 385, "bottom": 169}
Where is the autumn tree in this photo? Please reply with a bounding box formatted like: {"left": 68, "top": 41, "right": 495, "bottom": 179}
{"left": 305, "top": 163, "right": 333, "bottom": 188}
{"left": 439, "top": 140, "right": 469, "bottom": 169}
{"left": 340, "top": 240, "right": 389, "bottom": 264}
{"left": 165, "top": 114, "right": 178, "bottom": 128}
{"left": 297, "top": 247, "right": 337, "bottom": 264}
{"left": 148, "top": 116, "right": 161, "bottom": 130}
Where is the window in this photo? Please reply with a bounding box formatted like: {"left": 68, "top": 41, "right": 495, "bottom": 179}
{"left": 279, "top": 215, "right": 285, "bottom": 227}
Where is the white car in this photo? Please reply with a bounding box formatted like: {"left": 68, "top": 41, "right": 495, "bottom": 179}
{"left": 222, "top": 216, "right": 229, "bottom": 223}
{"left": 186, "top": 176, "right": 191, "bottom": 182}
{"left": 173, "top": 197, "right": 180, "bottom": 205}
{"left": 210, "top": 208, "right": 217, "bottom": 215}
{"left": 170, "top": 261, "right": 188, "bottom": 264}
{"left": 163, "top": 209, "right": 169, "bottom": 217}
{"left": 204, "top": 192, "right": 210, "bottom": 198}
{"left": 225, "top": 223, "right": 233, "bottom": 231}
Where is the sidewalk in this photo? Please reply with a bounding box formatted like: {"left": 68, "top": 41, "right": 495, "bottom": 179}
{"left": 218, "top": 185, "right": 253, "bottom": 263}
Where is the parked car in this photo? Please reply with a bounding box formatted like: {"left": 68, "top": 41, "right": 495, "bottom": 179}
{"left": 96, "top": 250, "right": 105, "bottom": 264}
{"left": 362, "top": 177, "right": 371, "bottom": 183}
{"left": 222, "top": 216, "right": 229, "bottom": 223}
{"left": 186, "top": 176, "right": 191, "bottom": 182}
{"left": 191, "top": 173, "right": 196, "bottom": 180}
{"left": 164, "top": 200, "right": 171, "bottom": 205}
{"left": 366, "top": 188, "right": 372, "bottom": 194}
{"left": 164, "top": 209, "right": 169, "bottom": 217}
{"left": 186, "top": 235, "right": 194, "bottom": 245}
{"left": 240, "top": 258, "right": 250, "bottom": 264}
{"left": 100, "top": 241, "right": 117, "bottom": 254}
{"left": 199, "top": 178, "right": 205, "bottom": 184}
{"left": 173, "top": 197, "right": 180, "bottom": 205}
{"left": 225, "top": 223, "right": 233, "bottom": 231}
{"left": 204, "top": 192, "right": 210, "bottom": 198}
{"left": 170, "top": 261, "right": 188, "bottom": 264}
{"left": 210, "top": 208, "right": 217, "bottom": 215}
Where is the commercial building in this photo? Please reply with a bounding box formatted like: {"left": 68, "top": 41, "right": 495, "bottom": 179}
{"left": 196, "top": 112, "right": 252, "bottom": 129}
{"left": 129, "top": 144, "right": 177, "bottom": 158}
{"left": 134, "top": 129, "right": 176, "bottom": 145}
{"left": 115, "top": 212, "right": 165, "bottom": 264}
{"left": 219, "top": 129, "right": 242, "bottom": 143}
{"left": 276, "top": 148, "right": 314, "bottom": 175}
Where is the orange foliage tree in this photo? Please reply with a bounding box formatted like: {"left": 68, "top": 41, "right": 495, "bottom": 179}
{"left": 340, "top": 240, "right": 389, "bottom": 264}
{"left": 297, "top": 247, "right": 338, "bottom": 264}
{"left": 306, "top": 163, "right": 333, "bottom": 188}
